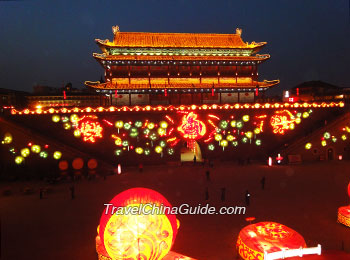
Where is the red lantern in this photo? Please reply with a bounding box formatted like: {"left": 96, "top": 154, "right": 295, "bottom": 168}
{"left": 270, "top": 110, "right": 296, "bottom": 135}
{"left": 237, "top": 222, "right": 306, "bottom": 260}
{"left": 72, "top": 158, "right": 84, "bottom": 170}
{"left": 77, "top": 116, "right": 103, "bottom": 143}
{"left": 97, "top": 188, "right": 178, "bottom": 260}
{"left": 58, "top": 160, "right": 69, "bottom": 171}
{"left": 87, "top": 159, "right": 98, "bottom": 169}
{"left": 177, "top": 112, "right": 206, "bottom": 140}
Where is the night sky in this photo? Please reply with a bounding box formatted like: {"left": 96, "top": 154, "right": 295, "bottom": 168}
{"left": 0, "top": 0, "right": 349, "bottom": 94}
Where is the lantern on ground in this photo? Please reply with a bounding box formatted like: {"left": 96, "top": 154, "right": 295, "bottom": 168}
{"left": 237, "top": 222, "right": 306, "bottom": 260}
{"left": 96, "top": 188, "right": 179, "bottom": 260}
{"left": 337, "top": 183, "right": 350, "bottom": 227}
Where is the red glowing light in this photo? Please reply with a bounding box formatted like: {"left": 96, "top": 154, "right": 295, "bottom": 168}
{"left": 276, "top": 153, "right": 283, "bottom": 163}
{"left": 177, "top": 112, "right": 206, "bottom": 140}
{"left": 208, "top": 114, "right": 220, "bottom": 120}
{"left": 255, "top": 88, "right": 259, "bottom": 96}
{"left": 63, "top": 90, "right": 66, "bottom": 100}
{"left": 114, "top": 90, "right": 117, "bottom": 98}
{"left": 164, "top": 88, "right": 167, "bottom": 97}
{"left": 270, "top": 110, "right": 296, "bottom": 135}
{"left": 245, "top": 217, "right": 256, "bottom": 222}
{"left": 165, "top": 115, "right": 174, "bottom": 124}
{"left": 78, "top": 117, "right": 103, "bottom": 143}
{"left": 102, "top": 119, "right": 113, "bottom": 126}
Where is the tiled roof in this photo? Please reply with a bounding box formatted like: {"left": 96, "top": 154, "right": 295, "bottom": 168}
{"left": 97, "top": 32, "right": 264, "bottom": 49}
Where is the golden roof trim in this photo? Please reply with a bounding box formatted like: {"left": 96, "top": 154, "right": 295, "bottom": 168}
{"left": 93, "top": 53, "right": 270, "bottom": 61}
{"left": 85, "top": 80, "right": 279, "bottom": 90}
{"left": 95, "top": 27, "right": 265, "bottom": 49}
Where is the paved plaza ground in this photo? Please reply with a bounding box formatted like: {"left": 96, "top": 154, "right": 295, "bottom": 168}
{"left": 1, "top": 161, "right": 350, "bottom": 260}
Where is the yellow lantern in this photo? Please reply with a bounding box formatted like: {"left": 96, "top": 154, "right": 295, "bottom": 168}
{"left": 74, "top": 129, "right": 81, "bottom": 138}
{"left": 31, "top": 145, "right": 41, "bottom": 153}
{"left": 147, "top": 122, "right": 155, "bottom": 130}
{"left": 215, "top": 134, "right": 223, "bottom": 142}
{"left": 115, "top": 120, "right": 124, "bottom": 129}
{"left": 305, "top": 143, "right": 312, "bottom": 150}
{"left": 157, "top": 128, "right": 166, "bottom": 136}
{"left": 155, "top": 146, "right": 163, "bottom": 153}
{"left": 114, "top": 137, "right": 122, "bottom": 146}
{"left": 135, "top": 147, "right": 144, "bottom": 154}
{"left": 70, "top": 114, "right": 79, "bottom": 123}
{"left": 52, "top": 115, "right": 60, "bottom": 123}
{"left": 3, "top": 133, "right": 13, "bottom": 144}
{"left": 21, "top": 148, "right": 30, "bottom": 157}
{"left": 15, "top": 156, "right": 24, "bottom": 164}
{"left": 220, "top": 140, "right": 228, "bottom": 147}
{"left": 245, "top": 131, "right": 253, "bottom": 139}
{"left": 159, "top": 121, "right": 168, "bottom": 129}
{"left": 53, "top": 151, "right": 62, "bottom": 160}
{"left": 226, "top": 135, "right": 234, "bottom": 141}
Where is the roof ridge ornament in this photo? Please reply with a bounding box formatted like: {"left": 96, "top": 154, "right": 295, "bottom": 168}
{"left": 112, "top": 25, "right": 120, "bottom": 35}
{"left": 236, "top": 28, "right": 242, "bottom": 36}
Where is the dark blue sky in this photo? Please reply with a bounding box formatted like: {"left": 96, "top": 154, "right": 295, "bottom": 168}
{"left": 0, "top": 0, "right": 349, "bottom": 93}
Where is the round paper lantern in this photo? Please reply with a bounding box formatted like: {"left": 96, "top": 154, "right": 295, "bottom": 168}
{"left": 70, "top": 114, "right": 79, "bottom": 123}
{"left": 159, "top": 121, "right": 168, "bottom": 129}
{"left": 3, "top": 132, "right": 13, "bottom": 144}
{"left": 96, "top": 188, "right": 178, "bottom": 260}
{"left": 53, "top": 151, "right": 62, "bottom": 160}
{"left": 87, "top": 159, "right": 98, "bottom": 169}
{"left": 237, "top": 222, "right": 306, "bottom": 260}
{"left": 337, "top": 183, "right": 350, "bottom": 227}
{"left": 21, "top": 148, "right": 30, "bottom": 157}
{"left": 31, "top": 145, "right": 41, "bottom": 153}
{"left": 15, "top": 156, "right": 24, "bottom": 164}
{"left": 72, "top": 158, "right": 84, "bottom": 170}
{"left": 58, "top": 160, "right": 69, "bottom": 171}
{"left": 338, "top": 206, "right": 350, "bottom": 227}
{"left": 135, "top": 147, "right": 144, "bottom": 154}
{"left": 115, "top": 120, "right": 124, "bottom": 129}
{"left": 52, "top": 115, "right": 60, "bottom": 123}
{"left": 40, "top": 151, "right": 48, "bottom": 158}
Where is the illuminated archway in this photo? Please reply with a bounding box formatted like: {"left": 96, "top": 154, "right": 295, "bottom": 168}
{"left": 180, "top": 140, "right": 203, "bottom": 162}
